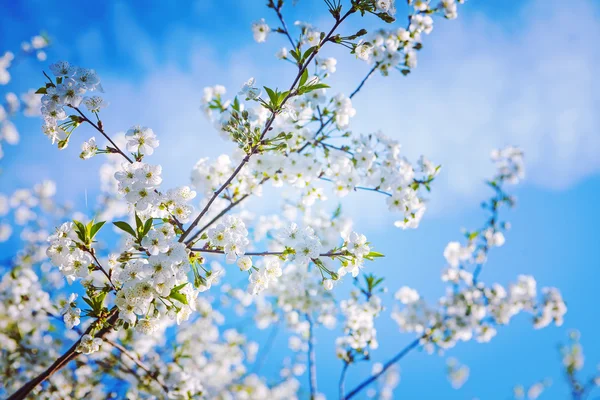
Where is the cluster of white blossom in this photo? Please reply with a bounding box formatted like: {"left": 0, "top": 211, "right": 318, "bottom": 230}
{"left": 354, "top": 0, "right": 464, "bottom": 75}
{"left": 391, "top": 148, "right": 567, "bottom": 352}
{"left": 0, "top": 266, "right": 57, "bottom": 396}
{"left": 491, "top": 145, "right": 525, "bottom": 184}
{"left": 40, "top": 61, "right": 104, "bottom": 149}
{"left": 46, "top": 222, "right": 92, "bottom": 283}
{"left": 0, "top": 35, "right": 49, "bottom": 163}
{"left": 0, "top": 180, "right": 60, "bottom": 242}
{"left": 197, "top": 81, "right": 436, "bottom": 230}
{"left": 2, "top": 1, "right": 584, "bottom": 399}
{"left": 336, "top": 292, "right": 383, "bottom": 362}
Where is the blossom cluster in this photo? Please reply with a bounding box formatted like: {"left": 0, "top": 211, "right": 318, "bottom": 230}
{"left": 336, "top": 292, "right": 383, "bottom": 362}
{"left": 198, "top": 80, "right": 437, "bottom": 229}
{"left": 40, "top": 61, "right": 105, "bottom": 149}
{"left": 0, "top": 35, "right": 49, "bottom": 162}
{"left": 391, "top": 148, "right": 567, "bottom": 351}
{"left": 354, "top": 1, "right": 464, "bottom": 75}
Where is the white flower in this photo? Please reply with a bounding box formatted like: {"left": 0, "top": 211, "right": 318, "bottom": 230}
{"left": 239, "top": 77, "right": 261, "bottom": 100}
{"left": 276, "top": 47, "right": 288, "bottom": 59}
{"left": 237, "top": 256, "right": 252, "bottom": 271}
{"left": 251, "top": 19, "right": 270, "bottom": 43}
{"left": 80, "top": 137, "right": 98, "bottom": 159}
{"left": 355, "top": 41, "right": 373, "bottom": 61}
{"left": 76, "top": 334, "right": 103, "bottom": 354}
{"left": 443, "top": 241, "right": 471, "bottom": 268}
{"left": 395, "top": 286, "right": 419, "bottom": 304}
{"left": 125, "top": 126, "right": 159, "bottom": 156}
{"left": 347, "top": 231, "right": 370, "bottom": 259}
{"left": 83, "top": 96, "right": 108, "bottom": 113}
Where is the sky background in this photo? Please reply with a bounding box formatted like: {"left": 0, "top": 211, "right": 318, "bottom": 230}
{"left": 1, "top": 0, "right": 599, "bottom": 398}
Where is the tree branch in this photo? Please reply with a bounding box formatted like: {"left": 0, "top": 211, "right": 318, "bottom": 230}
{"left": 343, "top": 336, "right": 422, "bottom": 400}
{"left": 7, "top": 309, "right": 119, "bottom": 400}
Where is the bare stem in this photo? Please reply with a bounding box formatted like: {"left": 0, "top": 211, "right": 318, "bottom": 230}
{"left": 339, "top": 361, "right": 349, "bottom": 399}
{"left": 343, "top": 336, "right": 423, "bottom": 400}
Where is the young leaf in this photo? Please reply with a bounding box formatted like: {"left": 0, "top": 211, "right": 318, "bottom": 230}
{"left": 142, "top": 218, "right": 153, "bottom": 237}
{"left": 90, "top": 221, "right": 106, "bottom": 240}
{"left": 299, "top": 68, "right": 309, "bottom": 87}
{"left": 135, "top": 213, "right": 143, "bottom": 233}
{"left": 113, "top": 221, "right": 137, "bottom": 238}
{"left": 169, "top": 291, "right": 188, "bottom": 305}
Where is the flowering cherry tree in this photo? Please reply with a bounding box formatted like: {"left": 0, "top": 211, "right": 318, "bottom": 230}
{"left": 0, "top": 1, "right": 582, "bottom": 399}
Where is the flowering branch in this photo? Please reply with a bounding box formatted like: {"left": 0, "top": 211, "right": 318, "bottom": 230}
{"left": 7, "top": 309, "right": 119, "bottom": 400}
{"left": 179, "top": 7, "right": 356, "bottom": 244}
{"left": 72, "top": 106, "right": 133, "bottom": 163}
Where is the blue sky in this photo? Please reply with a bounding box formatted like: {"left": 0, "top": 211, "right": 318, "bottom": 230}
{"left": 1, "top": 0, "right": 600, "bottom": 398}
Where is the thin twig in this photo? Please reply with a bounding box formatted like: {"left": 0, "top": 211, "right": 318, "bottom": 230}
{"left": 307, "top": 314, "right": 318, "bottom": 399}
{"left": 343, "top": 336, "right": 423, "bottom": 400}
{"left": 72, "top": 107, "right": 133, "bottom": 163}
{"left": 105, "top": 338, "right": 169, "bottom": 394}
{"left": 251, "top": 322, "right": 280, "bottom": 374}
{"left": 339, "top": 361, "right": 349, "bottom": 399}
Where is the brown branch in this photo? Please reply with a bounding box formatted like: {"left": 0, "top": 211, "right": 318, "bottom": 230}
{"left": 7, "top": 310, "right": 119, "bottom": 400}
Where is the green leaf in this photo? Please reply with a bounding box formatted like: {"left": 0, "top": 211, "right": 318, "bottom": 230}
{"left": 142, "top": 218, "right": 153, "bottom": 237}
{"left": 298, "top": 83, "right": 330, "bottom": 95}
{"left": 90, "top": 221, "right": 106, "bottom": 240}
{"left": 264, "top": 86, "right": 278, "bottom": 107}
{"left": 302, "top": 46, "right": 317, "bottom": 62}
{"left": 73, "top": 220, "right": 87, "bottom": 243}
{"left": 375, "top": 12, "right": 395, "bottom": 23}
{"left": 332, "top": 204, "right": 342, "bottom": 219}
{"left": 278, "top": 91, "right": 289, "bottom": 105}
{"left": 135, "top": 213, "right": 143, "bottom": 233}
{"left": 83, "top": 297, "right": 95, "bottom": 309}
{"left": 171, "top": 282, "right": 188, "bottom": 293}
{"left": 290, "top": 49, "right": 301, "bottom": 62}
{"left": 35, "top": 87, "right": 47, "bottom": 94}
{"left": 113, "top": 221, "right": 137, "bottom": 238}
{"left": 85, "top": 220, "right": 94, "bottom": 237}
{"left": 169, "top": 291, "right": 188, "bottom": 305}
{"left": 299, "top": 68, "right": 309, "bottom": 87}
{"left": 307, "top": 83, "right": 330, "bottom": 91}
{"left": 364, "top": 251, "right": 385, "bottom": 261}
